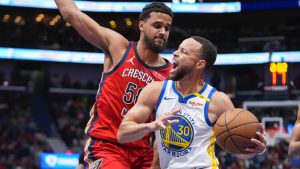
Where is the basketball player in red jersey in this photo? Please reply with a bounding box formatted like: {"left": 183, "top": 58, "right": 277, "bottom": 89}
{"left": 54, "top": 1, "right": 173, "bottom": 168}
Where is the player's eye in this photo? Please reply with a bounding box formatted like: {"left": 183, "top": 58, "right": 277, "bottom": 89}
{"left": 153, "top": 23, "right": 163, "bottom": 29}
{"left": 164, "top": 25, "right": 170, "bottom": 32}
{"left": 181, "top": 48, "right": 188, "bottom": 54}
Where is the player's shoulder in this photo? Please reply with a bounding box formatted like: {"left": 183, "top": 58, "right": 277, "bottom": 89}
{"left": 144, "top": 81, "right": 165, "bottom": 91}
{"left": 211, "top": 90, "right": 230, "bottom": 102}
{"left": 137, "top": 81, "right": 165, "bottom": 105}
{"left": 210, "top": 90, "right": 234, "bottom": 114}
{"left": 140, "top": 81, "right": 166, "bottom": 99}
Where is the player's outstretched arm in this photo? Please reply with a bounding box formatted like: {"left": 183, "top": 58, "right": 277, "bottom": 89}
{"left": 54, "top": 0, "right": 128, "bottom": 61}
{"left": 288, "top": 107, "right": 300, "bottom": 156}
{"left": 117, "top": 81, "right": 179, "bottom": 144}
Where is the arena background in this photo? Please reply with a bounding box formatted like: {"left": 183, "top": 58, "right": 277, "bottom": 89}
{"left": 0, "top": 0, "right": 300, "bottom": 168}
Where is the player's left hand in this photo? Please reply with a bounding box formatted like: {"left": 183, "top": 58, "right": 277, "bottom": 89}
{"left": 235, "top": 124, "right": 267, "bottom": 160}
{"left": 246, "top": 123, "right": 267, "bottom": 154}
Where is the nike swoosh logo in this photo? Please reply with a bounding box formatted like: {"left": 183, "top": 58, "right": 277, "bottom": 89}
{"left": 163, "top": 96, "right": 177, "bottom": 100}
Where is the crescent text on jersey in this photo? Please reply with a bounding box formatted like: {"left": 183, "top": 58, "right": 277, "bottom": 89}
{"left": 122, "top": 68, "right": 154, "bottom": 84}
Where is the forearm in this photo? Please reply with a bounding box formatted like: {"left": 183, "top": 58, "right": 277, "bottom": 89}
{"left": 289, "top": 141, "right": 300, "bottom": 156}
{"left": 54, "top": 0, "right": 80, "bottom": 22}
{"left": 54, "top": 0, "right": 107, "bottom": 49}
{"left": 118, "top": 121, "right": 154, "bottom": 144}
{"left": 55, "top": 0, "right": 79, "bottom": 11}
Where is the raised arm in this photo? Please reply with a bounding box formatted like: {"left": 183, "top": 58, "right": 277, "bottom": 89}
{"left": 117, "top": 81, "right": 179, "bottom": 144}
{"left": 54, "top": 0, "right": 128, "bottom": 65}
{"left": 289, "top": 107, "right": 300, "bottom": 157}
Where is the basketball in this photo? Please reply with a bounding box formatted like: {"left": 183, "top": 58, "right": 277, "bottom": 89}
{"left": 213, "top": 108, "right": 261, "bottom": 154}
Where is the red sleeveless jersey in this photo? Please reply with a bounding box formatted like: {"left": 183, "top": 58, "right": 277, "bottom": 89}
{"left": 85, "top": 42, "right": 172, "bottom": 148}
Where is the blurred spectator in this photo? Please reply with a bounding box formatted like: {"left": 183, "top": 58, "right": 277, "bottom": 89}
{"left": 61, "top": 74, "right": 72, "bottom": 88}
{"left": 0, "top": 93, "right": 52, "bottom": 169}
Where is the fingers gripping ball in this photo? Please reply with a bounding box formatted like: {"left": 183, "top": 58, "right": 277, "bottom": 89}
{"left": 213, "top": 108, "right": 261, "bottom": 154}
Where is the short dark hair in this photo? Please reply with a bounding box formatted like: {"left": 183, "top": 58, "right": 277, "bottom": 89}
{"left": 191, "top": 36, "right": 217, "bottom": 70}
{"left": 139, "top": 2, "right": 173, "bottom": 21}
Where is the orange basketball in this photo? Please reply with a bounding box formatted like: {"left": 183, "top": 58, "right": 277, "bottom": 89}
{"left": 213, "top": 108, "right": 261, "bottom": 154}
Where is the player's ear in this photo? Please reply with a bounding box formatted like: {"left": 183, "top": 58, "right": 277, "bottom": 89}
{"left": 196, "top": 60, "right": 206, "bottom": 70}
{"left": 139, "top": 20, "right": 144, "bottom": 31}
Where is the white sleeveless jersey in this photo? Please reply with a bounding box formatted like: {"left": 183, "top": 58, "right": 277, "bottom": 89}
{"left": 155, "top": 80, "right": 219, "bottom": 169}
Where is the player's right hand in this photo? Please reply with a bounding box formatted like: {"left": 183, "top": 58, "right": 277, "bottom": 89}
{"left": 150, "top": 109, "right": 180, "bottom": 131}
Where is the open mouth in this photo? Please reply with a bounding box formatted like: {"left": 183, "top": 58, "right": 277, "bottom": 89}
{"left": 171, "top": 61, "right": 179, "bottom": 72}
{"left": 173, "top": 62, "right": 178, "bottom": 69}
{"left": 170, "top": 61, "right": 178, "bottom": 75}
{"left": 155, "top": 37, "right": 164, "bottom": 43}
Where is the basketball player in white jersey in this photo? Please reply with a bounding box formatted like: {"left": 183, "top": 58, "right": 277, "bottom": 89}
{"left": 289, "top": 106, "right": 300, "bottom": 156}
{"left": 117, "top": 36, "right": 266, "bottom": 169}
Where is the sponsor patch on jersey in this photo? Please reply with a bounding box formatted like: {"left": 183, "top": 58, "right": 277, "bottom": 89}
{"left": 160, "top": 114, "right": 194, "bottom": 157}
{"left": 188, "top": 101, "right": 203, "bottom": 107}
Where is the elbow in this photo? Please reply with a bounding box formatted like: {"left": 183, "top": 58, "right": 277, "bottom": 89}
{"left": 117, "top": 130, "right": 126, "bottom": 144}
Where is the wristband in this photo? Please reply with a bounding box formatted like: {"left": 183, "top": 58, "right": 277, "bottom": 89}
{"left": 259, "top": 147, "right": 267, "bottom": 155}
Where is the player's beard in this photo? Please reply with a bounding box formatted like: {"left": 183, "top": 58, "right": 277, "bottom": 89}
{"left": 144, "top": 34, "right": 167, "bottom": 53}
{"left": 169, "top": 67, "right": 188, "bottom": 81}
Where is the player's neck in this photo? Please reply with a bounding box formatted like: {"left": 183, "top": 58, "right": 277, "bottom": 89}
{"left": 176, "top": 79, "right": 204, "bottom": 97}
{"left": 136, "top": 41, "right": 165, "bottom": 67}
